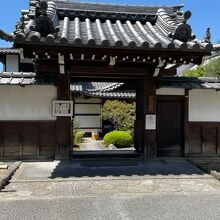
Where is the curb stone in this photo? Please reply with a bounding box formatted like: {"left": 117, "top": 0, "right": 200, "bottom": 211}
{"left": 0, "top": 161, "right": 22, "bottom": 190}
{"left": 189, "top": 161, "right": 220, "bottom": 182}
{"left": 198, "top": 165, "right": 220, "bottom": 182}
{"left": 210, "top": 171, "right": 220, "bottom": 181}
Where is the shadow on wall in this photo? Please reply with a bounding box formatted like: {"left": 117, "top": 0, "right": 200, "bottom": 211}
{"left": 49, "top": 159, "right": 205, "bottom": 179}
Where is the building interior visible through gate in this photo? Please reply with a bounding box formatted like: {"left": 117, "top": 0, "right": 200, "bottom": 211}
{"left": 71, "top": 78, "right": 137, "bottom": 153}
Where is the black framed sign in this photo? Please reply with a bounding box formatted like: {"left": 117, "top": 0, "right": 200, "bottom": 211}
{"left": 53, "top": 100, "right": 73, "bottom": 117}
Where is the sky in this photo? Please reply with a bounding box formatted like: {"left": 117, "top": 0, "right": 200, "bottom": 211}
{"left": 0, "top": 0, "right": 220, "bottom": 48}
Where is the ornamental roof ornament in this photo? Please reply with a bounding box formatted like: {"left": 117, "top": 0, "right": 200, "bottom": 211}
{"left": 168, "top": 11, "right": 196, "bottom": 42}
{"left": 203, "top": 27, "right": 211, "bottom": 43}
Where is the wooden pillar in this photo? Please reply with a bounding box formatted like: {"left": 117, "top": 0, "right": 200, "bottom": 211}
{"left": 135, "top": 79, "right": 146, "bottom": 152}
{"left": 0, "top": 128, "right": 3, "bottom": 158}
{"left": 144, "top": 75, "right": 157, "bottom": 159}
{"left": 184, "top": 89, "right": 189, "bottom": 157}
{"left": 55, "top": 70, "right": 71, "bottom": 160}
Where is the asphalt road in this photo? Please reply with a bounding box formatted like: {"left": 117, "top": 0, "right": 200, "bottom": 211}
{"left": 1, "top": 193, "right": 220, "bottom": 220}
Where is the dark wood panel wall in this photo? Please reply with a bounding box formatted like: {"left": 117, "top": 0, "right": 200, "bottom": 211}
{"left": 0, "top": 121, "right": 56, "bottom": 160}
{"left": 186, "top": 122, "right": 220, "bottom": 157}
{"left": 144, "top": 76, "right": 157, "bottom": 158}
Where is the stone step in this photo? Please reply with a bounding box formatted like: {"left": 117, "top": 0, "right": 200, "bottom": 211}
{"left": 0, "top": 164, "right": 8, "bottom": 169}
{"left": 72, "top": 150, "right": 142, "bottom": 160}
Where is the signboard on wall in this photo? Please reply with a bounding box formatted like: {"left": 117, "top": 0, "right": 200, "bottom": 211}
{"left": 52, "top": 100, "right": 73, "bottom": 117}
{"left": 145, "top": 114, "right": 156, "bottom": 130}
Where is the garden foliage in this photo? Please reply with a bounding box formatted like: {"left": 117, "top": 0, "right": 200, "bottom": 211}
{"left": 72, "top": 118, "right": 85, "bottom": 145}
{"left": 184, "top": 57, "right": 220, "bottom": 77}
{"left": 101, "top": 100, "right": 135, "bottom": 135}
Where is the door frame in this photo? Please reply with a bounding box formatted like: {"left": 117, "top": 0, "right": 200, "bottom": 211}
{"left": 71, "top": 76, "right": 144, "bottom": 155}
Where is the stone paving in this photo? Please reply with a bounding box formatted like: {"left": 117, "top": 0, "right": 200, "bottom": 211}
{"left": 1, "top": 159, "right": 220, "bottom": 199}
{"left": 1, "top": 176, "right": 220, "bottom": 199}
{"left": 0, "top": 162, "right": 21, "bottom": 190}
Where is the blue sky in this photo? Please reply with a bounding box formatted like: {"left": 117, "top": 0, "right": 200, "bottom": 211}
{"left": 0, "top": 0, "right": 220, "bottom": 47}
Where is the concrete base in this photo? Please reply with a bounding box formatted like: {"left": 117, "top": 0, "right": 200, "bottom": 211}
{"left": 0, "top": 161, "right": 22, "bottom": 190}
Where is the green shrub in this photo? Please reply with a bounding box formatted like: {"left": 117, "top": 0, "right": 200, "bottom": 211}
{"left": 103, "top": 130, "right": 132, "bottom": 148}
{"left": 74, "top": 131, "right": 85, "bottom": 145}
{"left": 101, "top": 100, "right": 135, "bottom": 135}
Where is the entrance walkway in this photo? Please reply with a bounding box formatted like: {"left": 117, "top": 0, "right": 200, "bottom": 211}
{"left": 79, "top": 139, "right": 106, "bottom": 151}
{"left": 76, "top": 138, "right": 135, "bottom": 151}
{"left": 1, "top": 159, "right": 220, "bottom": 198}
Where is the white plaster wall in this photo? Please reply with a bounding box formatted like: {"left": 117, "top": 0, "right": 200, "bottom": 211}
{"left": 6, "top": 55, "right": 19, "bottom": 72}
{"left": 77, "top": 128, "right": 102, "bottom": 133}
{"left": 75, "top": 97, "right": 101, "bottom": 103}
{"left": 156, "top": 88, "right": 185, "bottom": 96}
{"left": 74, "top": 116, "right": 101, "bottom": 128}
{"left": 0, "top": 85, "right": 57, "bottom": 120}
{"left": 75, "top": 104, "right": 101, "bottom": 114}
{"left": 189, "top": 89, "right": 220, "bottom": 121}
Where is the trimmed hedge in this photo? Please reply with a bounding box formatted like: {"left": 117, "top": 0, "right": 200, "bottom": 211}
{"left": 103, "top": 130, "right": 132, "bottom": 148}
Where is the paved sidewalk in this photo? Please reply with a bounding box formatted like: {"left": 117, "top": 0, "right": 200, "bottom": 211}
{"left": 190, "top": 159, "right": 220, "bottom": 182}
{"left": 10, "top": 159, "right": 208, "bottom": 181}
{"left": 1, "top": 159, "right": 220, "bottom": 199}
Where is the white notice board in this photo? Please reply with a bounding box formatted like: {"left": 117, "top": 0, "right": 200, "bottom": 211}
{"left": 145, "top": 114, "right": 156, "bottom": 130}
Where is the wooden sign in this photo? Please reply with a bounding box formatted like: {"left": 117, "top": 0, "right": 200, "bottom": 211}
{"left": 148, "top": 95, "right": 156, "bottom": 113}
{"left": 53, "top": 100, "right": 73, "bottom": 117}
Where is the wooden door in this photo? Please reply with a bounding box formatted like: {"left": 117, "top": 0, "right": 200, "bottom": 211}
{"left": 157, "top": 97, "right": 184, "bottom": 157}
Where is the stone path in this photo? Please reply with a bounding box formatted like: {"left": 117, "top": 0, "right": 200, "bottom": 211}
{"left": 79, "top": 140, "right": 107, "bottom": 151}
{"left": 78, "top": 138, "right": 135, "bottom": 151}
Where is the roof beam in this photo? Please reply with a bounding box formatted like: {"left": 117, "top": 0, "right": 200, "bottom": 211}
{"left": 58, "top": 53, "right": 65, "bottom": 74}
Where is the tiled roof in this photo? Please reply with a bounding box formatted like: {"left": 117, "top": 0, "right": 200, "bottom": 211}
{"left": 54, "top": 1, "right": 183, "bottom": 15}
{"left": 86, "top": 91, "right": 136, "bottom": 99}
{"left": 71, "top": 77, "right": 220, "bottom": 99}
{"left": 0, "top": 72, "right": 36, "bottom": 85}
{"left": 70, "top": 81, "right": 124, "bottom": 92}
{"left": 1, "top": 71, "right": 220, "bottom": 92}
{"left": 0, "top": 1, "right": 212, "bottom": 54}
{"left": 158, "top": 77, "right": 220, "bottom": 89}
{"left": 70, "top": 81, "right": 135, "bottom": 99}
{"left": 0, "top": 48, "right": 21, "bottom": 54}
